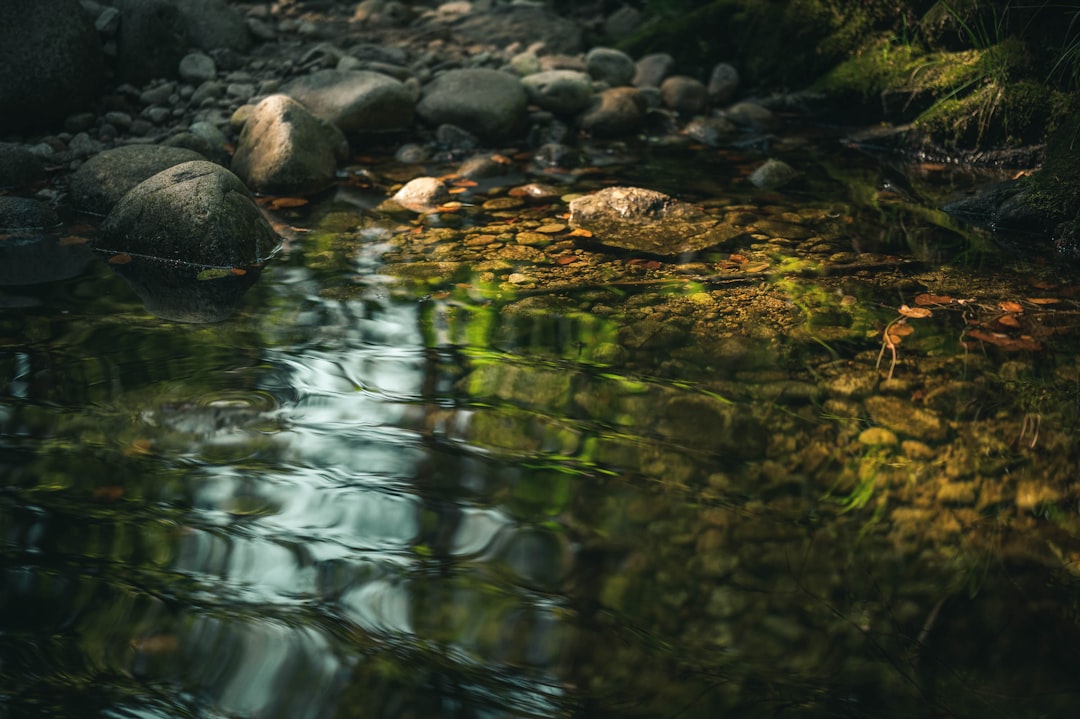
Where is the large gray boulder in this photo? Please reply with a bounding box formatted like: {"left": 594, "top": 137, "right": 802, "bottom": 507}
{"left": 578, "top": 87, "right": 646, "bottom": 138}
{"left": 282, "top": 69, "right": 415, "bottom": 135}
{"left": 112, "top": 0, "right": 189, "bottom": 84}
{"left": 416, "top": 69, "right": 527, "bottom": 141}
{"left": 67, "top": 145, "right": 207, "bottom": 214}
{"left": 232, "top": 94, "right": 349, "bottom": 196}
{"left": 98, "top": 161, "right": 279, "bottom": 267}
{"left": 0, "top": 0, "right": 104, "bottom": 133}
{"left": 568, "top": 186, "right": 742, "bottom": 256}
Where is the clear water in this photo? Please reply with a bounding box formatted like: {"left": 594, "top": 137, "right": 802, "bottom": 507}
{"left": 3, "top": 136, "right": 1080, "bottom": 719}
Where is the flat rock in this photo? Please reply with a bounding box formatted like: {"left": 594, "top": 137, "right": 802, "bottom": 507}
{"left": 283, "top": 69, "right": 415, "bottom": 135}
{"left": 568, "top": 186, "right": 742, "bottom": 255}
{"left": 416, "top": 68, "right": 527, "bottom": 141}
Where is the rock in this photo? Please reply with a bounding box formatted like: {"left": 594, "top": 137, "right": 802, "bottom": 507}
{"left": 232, "top": 94, "right": 348, "bottom": 196}
{"left": 416, "top": 68, "right": 527, "bottom": 141}
{"left": 578, "top": 87, "right": 646, "bottom": 138}
{"left": 568, "top": 186, "right": 742, "bottom": 256}
{"left": 585, "top": 47, "right": 636, "bottom": 87}
{"left": 521, "top": 70, "right": 594, "bottom": 117}
{"left": 67, "top": 145, "right": 208, "bottom": 214}
{"left": 0, "top": 143, "right": 46, "bottom": 190}
{"left": 683, "top": 116, "right": 736, "bottom": 146}
{"left": 725, "top": 101, "right": 778, "bottom": 130}
{"left": 178, "top": 51, "right": 216, "bottom": 83}
{"left": 0, "top": 198, "right": 93, "bottom": 286}
{"left": 282, "top": 69, "right": 415, "bottom": 135}
{"left": 0, "top": 0, "right": 104, "bottom": 133}
{"left": 655, "top": 391, "right": 766, "bottom": 459}
{"left": 510, "top": 51, "right": 542, "bottom": 76}
{"left": 448, "top": 5, "right": 582, "bottom": 55}
{"left": 863, "top": 395, "right": 948, "bottom": 442}
{"left": 708, "top": 62, "right": 740, "bottom": 104}
{"left": 660, "top": 75, "right": 709, "bottom": 115}
{"left": 98, "top": 160, "right": 279, "bottom": 267}
{"left": 633, "top": 53, "right": 675, "bottom": 89}
{"left": 112, "top": 0, "right": 189, "bottom": 84}
{"left": 748, "top": 159, "right": 799, "bottom": 190}
{"left": 0, "top": 196, "right": 58, "bottom": 231}
{"left": 390, "top": 177, "right": 450, "bottom": 213}
{"left": 174, "top": 0, "right": 252, "bottom": 54}
{"left": 456, "top": 154, "right": 515, "bottom": 181}
{"left": 533, "top": 142, "right": 581, "bottom": 169}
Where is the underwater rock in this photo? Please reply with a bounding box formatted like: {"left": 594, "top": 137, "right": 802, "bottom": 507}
{"left": 748, "top": 158, "right": 798, "bottom": 190}
{"left": 864, "top": 395, "right": 948, "bottom": 442}
{"left": 568, "top": 186, "right": 741, "bottom": 255}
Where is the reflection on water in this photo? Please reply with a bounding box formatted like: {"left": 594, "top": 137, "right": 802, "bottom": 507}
{"left": 4, "top": 139, "right": 1080, "bottom": 719}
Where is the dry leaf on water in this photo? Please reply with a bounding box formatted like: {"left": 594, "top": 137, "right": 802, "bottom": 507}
{"left": 898, "top": 304, "right": 932, "bottom": 318}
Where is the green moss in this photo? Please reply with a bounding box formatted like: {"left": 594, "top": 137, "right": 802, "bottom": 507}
{"left": 815, "top": 37, "right": 925, "bottom": 102}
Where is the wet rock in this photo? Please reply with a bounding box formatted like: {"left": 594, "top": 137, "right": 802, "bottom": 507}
{"left": 521, "top": 70, "right": 594, "bottom": 117}
{"left": 0, "top": 0, "right": 104, "bottom": 133}
{"left": 749, "top": 159, "right": 799, "bottom": 190}
{"left": 655, "top": 392, "right": 766, "bottom": 459}
{"left": 585, "top": 47, "right": 636, "bottom": 87}
{"left": 67, "top": 145, "right": 208, "bottom": 214}
{"left": 0, "top": 143, "right": 46, "bottom": 190}
{"left": 533, "top": 142, "right": 582, "bottom": 169}
{"left": 858, "top": 427, "right": 899, "bottom": 446}
{"left": 578, "top": 87, "right": 647, "bottom": 138}
{"left": 0, "top": 196, "right": 58, "bottom": 231}
{"left": 660, "top": 76, "right": 708, "bottom": 115}
{"left": 604, "top": 5, "right": 642, "bottom": 40}
{"left": 178, "top": 51, "right": 216, "bottom": 83}
{"left": 163, "top": 132, "right": 228, "bottom": 166}
{"left": 633, "top": 53, "right": 675, "bottom": 89}
{"left": 683, "top": 116, "right": 736, "bottom": 146}
{"left": 568, "top": 186, "right": 742, "bottom": 256}
{"left": 864, "top": 395, "right": 947, "bottom": 442}
{"left": 98, "top": 160, "right": 279, "bottom": 267}
{"left": 283, "top": 69, "right": 415, "bottom": 136}
{"left": 416, "top": 68, "right": 527, "bottom": 141}
{"left": 456, "top": 154, "right": 515, "bottom": 181}
{"left": 231, "top": 94, "right": 348, "bottom": 196}
{"left": 725, "top": 101, "right": 778, "bottom": 130}
{"left": 0, "top": 197, "right": 93, "bottom": 286}
{"left": 708, "top": 63, "right": 740, "bottom": 105}
{"left": 390, "top": 177, "right": 450, "bottom": 213}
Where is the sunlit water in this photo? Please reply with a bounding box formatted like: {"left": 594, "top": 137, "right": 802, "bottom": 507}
{"left": 4, "top": 135, "right": 1080, "bottom": 719}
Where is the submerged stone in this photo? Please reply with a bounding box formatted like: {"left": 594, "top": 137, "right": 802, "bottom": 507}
{"left": 568, "top": 186, "right": 742, "bottom": 256}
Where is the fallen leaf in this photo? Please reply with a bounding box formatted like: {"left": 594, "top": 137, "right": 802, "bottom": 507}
{"left": 742, "top": 262, "right": 771, "bottom": 273}
{"left": 886, "top": 332, "right": 904, "bottom": 345}
{"left": 447, "top": 187, "right": 468, "bottom": 194}
{"left": 967, "top": 329, "right": 1042, "bottom": 351}
{"left": 231, "top": 268, "right": 247, "bottom": 276}
{"left": 996, "top": 314, "right": 1022, "bottom": 328}
{"left": 268, "top": 196, "right": 308, "bottom": 210}
{"left": 434, "top": 202, "right": 462, "bottom": 212}
{"left": 556, "top": 255, "right": 578, "bottom": 265}
{"left": 568, "top": 228, "right": 593, "bottom": 238}
{"left": 889, "top": 323, "right": 915, "bottom": 337}
{"left": 914, "top": 293, "right": 953, "bottom": 305}
{"left": 729, "top": 253, "right": 748, "bottom": 263}
{"left": 451, "top": 179, "right": 478, "bottom": 187}
{"left": 1026, "top": 297, "right": 1060, "bottom": 305}
{"left": 898, "top": 304, "right": 932, "bottom": 318}
{"left": 108, "top": 253, "right": 133, "bottom": 265}
{"left": 59, "top": 235, "right": 89, "bottom": 246}
{"left": 999, "top": 301, "right": 1024, "bottom": 313}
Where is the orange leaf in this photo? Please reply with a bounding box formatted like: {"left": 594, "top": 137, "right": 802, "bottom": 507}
{"left": 914, "top": 293, "right": 953, "bottom": 306}
{"left": 447, "top": 187, "right": 468, "bottom": 194}
{"left": 999, "top": 301, "right": 1024, "bottom": 313}
{"left": 59, "top": 235, "right": 89, "bottom": 246}
{"left": 886, "top": 332, "right": 904, "bottom": 345}
{"left": 996, "top": 314, "right": 1021, "bottom": 328}
{"left": 898, "top": 304, "right": 932, "bottom": 318}
{"left": 568, "top": 228, "right": 593, "bottom": 238}
{"left": 450, "top": 179, "right": 478, "bottom": 187}
{"left": 269, "top": 197, "right": 308, "bottom": 210}
{"left": 108, "top": 253, "right": 133, "bottom": 265}
{"left": 967, "top": 329, "right": 1042, "bottom": 351}
{"left": 556, "top": 255, "right": 578, "bottom": 265}
{"left": 230, "top": 268, "right": 247, "bottom": 276}
{"left": 889, "top": 323, "right": 915, "bottom": 337}
{"left": 434, "top": 202, "right": 462, "bottom": 212}
{"left": 729, "top": 253, "right": 748, "bottom": 263}
{"left": 1025, "top": 297, "right": 1060, "bottom": 305}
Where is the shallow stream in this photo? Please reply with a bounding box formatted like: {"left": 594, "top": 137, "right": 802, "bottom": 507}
{"left": 4, "top": 129, "right": 1080, "bottom": 718}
